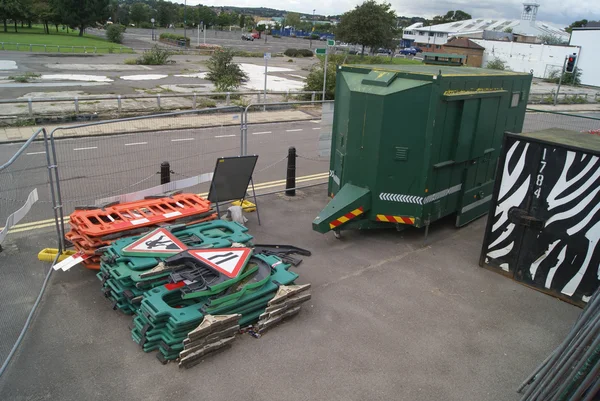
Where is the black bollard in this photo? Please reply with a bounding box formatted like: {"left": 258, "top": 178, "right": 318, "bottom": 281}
{"left": 160, "top": 161, "right": 171, "bottom": 184}
{"left": 285, "top": 147, "right": 296, "bottom": 196}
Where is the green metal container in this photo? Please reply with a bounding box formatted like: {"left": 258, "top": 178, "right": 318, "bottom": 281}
{"left": 313, "top": 64, "right": 532, "bottom": 234}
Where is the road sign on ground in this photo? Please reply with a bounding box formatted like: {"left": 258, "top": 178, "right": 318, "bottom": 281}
{"left": 327, "top": 39, "right": 335, "bottom": 46}
{"left": 122, "top": 228, "right": 188, "bottom": 257}
{"left": 315, "top": 48, "right": 327, "bottom": 55}
{"left": 189, "top": 248, "right": 251, "bottom": 278}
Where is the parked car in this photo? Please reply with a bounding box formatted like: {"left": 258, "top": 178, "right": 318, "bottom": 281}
{"left": 241, "top": 33, "right": 254, "bottom": 41}
{"left": 251, "top": 32, "right": 260, "bottom": 39}
{"left": 400, "top": 47, "right": 417, "bottom": 56}
{"left": 413, "top": 46, "right": 423, "bottom": 53}
{"left": 377, "top": 48, "right": 392, "bottom": 55}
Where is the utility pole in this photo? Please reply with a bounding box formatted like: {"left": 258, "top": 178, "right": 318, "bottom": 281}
{"left": 554, "top": 55, "right": 568, "bottom": 106}
{"left": 183, "top": 0, "right": 187, "bottom": 43}
{"left": 309, "top": 9, "right": 315, "bottom": 49}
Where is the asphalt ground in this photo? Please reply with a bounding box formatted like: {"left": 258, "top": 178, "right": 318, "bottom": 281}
{"left": 0, "top": 185, "right": 580, "bottom": 401}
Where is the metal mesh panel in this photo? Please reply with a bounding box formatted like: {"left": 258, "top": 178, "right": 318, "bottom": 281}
{"left": 0, "top": 129, "right": 57, "bottom": 372}
{"left": 244, "top": 102, "right": 332, "bottom": 194}
{"left": 523, "top": 110, "right": 600, "bottom": 133}
{"left": 50, "top": 108, "right": 243, "bottom": 218}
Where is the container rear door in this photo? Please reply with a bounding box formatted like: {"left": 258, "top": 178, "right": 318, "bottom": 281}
{"left": 452, "top": 92, "right": 508, "bottom": 226}
{"left": 484, "top": 135, "right": 600, "bottom": 305}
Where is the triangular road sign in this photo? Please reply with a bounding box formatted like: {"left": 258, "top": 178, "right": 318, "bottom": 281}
{"left": 189, "top": 248, "right": 252, "bottom": 278}
{"left": 122, "top": 228, "right": 188, "bottom": 257}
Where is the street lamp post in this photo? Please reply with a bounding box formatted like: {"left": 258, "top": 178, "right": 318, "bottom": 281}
{"left": 183, "top": 0, "right": 187, "bottom": 44}
{"left": 309, "top": 9, "right": 315, "bottom": 49}
{"left": 151, "top": 18, "right": 155, "bottom": 41}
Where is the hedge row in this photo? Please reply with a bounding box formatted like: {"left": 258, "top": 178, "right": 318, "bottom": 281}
{"left": 159, "top": 33, "right": 190, "bottom": 45}
{"left": 284, "top": 48, "right": 314, "bottom": 57}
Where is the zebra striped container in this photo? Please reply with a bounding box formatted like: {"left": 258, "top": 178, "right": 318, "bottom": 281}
{"left": 480, "top": 128, "right": 600, "bottom": 307}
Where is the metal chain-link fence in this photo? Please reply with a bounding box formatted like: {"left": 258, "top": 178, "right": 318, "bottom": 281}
{"left": 524, "top": 109, "right": 600, "bottom": 133}
{"left": 242, "top": 101, "right": 333, "bottom": 195}
{"left": 0, "top": 128, "right": 60, "bottom": 376}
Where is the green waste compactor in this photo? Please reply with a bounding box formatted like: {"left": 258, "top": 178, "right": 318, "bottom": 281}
{"left": 313, "top": 64, "right": 532, "bottom": 234}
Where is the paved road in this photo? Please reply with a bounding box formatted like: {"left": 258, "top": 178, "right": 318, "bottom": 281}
{"left": 0, "top": 119, "right": 328, "bottom": 226}
{"left": 114, "top": 27, "right": 320, "bottom": 53}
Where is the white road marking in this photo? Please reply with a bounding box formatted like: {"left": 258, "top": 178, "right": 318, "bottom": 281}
{"left": 311, "top": 120, "right": 321, "bottom": 123}
{"left": 286, "top": 129, "right": 303, "bottom": 132}
{"left": 124, "top": 142, "right": 148, "bottom": 146}
{"left": 252, "top": 131, "right": 272, "bottom": 135}
{"left": 26, "top": 151, "right": 46, "bottom": 155}
{"left": 73, "top": 146, "right": 98, "bottom": 151}
{"left": 312, "top": 127, "right": 320, "bottom": 130}
{"left": 171, "top": 138, "right": 195, "bottom": 142}
{"left": 215, "top": 134, "right": 236, "bottom": 138}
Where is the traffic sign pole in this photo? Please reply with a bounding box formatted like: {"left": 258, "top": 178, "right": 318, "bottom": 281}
{"left": 554, "top": 55, "right": 568, "bottom": 106}
{"left": 263, "top": 53, "right": 271, "bottom": 104}
{"left": 322, "top": 46, "right": 328, "bottom": 101}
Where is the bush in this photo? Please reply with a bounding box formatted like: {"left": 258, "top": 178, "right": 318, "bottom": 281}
{"left": 106, "top": 24, "right": 126, "bottom": 44}
{"left": 297, "top": 49, "right": 313, "bottom": 57}
{"left": 159, "top": 33, "right": 190, "bottom": 47}
{"left": 206, "top": 48, "right": 248, "bottom": 92}
{"left": 486, "top": 58, "right": 507, "bottom": 70}
{"left": 124, "top": 58, "right": 137, "bottom": 65}
{"left": 135, "top": 45, "right": 173, "bottom": 65}
{"left": 139, "top": 22, "right": 153, "bottom": 29}
{"left": 8, "top": 72, "right": 41, "bottom": 83}
{"left": 284, "top": 48, "right": 313, "bottom": 57}
{"left": 303, "top": 58, "right": 336, "bottom": 100}
{"left": 546, "top": 68, "right": 583, "bottom": 86}
{"left": 310, "top": 33, "right": 319, "bottom": 39}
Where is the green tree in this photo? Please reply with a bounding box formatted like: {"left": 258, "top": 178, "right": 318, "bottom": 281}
{"left": 197, "top": 5, "right": 216, "bottom": 27}
{"left": 157, "top": 1, "right": 173, "bottom": 27}
{"left": 336, "top": 0, "right": 397, "bottom": 55}
{"left": 239, "top": 14, "right": 245, "bottom": 28}
{"left": 565, "top": 19, "right": 588, "bottom": 33}
{"left": 129, "top": 2, "right": 149, "bottom": 26}
{"left": 107, "top": 0, "right": 118, "bottom": 22}
{"left": 285, "top": 12, "right": 300, "bottom": 28}
{"left": 206, "top": 48, "right": 248, "bottom": 92}
{"left": 0, "top": 0, "right": 23, "bottom": 32}
{"left": 54, "top": 0, "right": 108, "bottom": 36}
{"left": 31, "top": 0, "right": 57, "bottom": 33}
{"left": 430, "top": 10, "right": 471, "bottom": 25}
{"left": 216, "top": 12, "right": 231, "bottom": 29}
{"left": 304, "top": 57, "right": 337, "bottom": 100}
{"left": 256, "top": 23, "right": 265, "bottom": 38}
{"left": 538, "top": 34, "right": 568, "bottom": 45}
{"left": 116, "top": 4, "right": 129, "bottom": 25}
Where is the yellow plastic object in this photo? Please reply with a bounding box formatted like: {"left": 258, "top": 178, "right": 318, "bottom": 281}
{"left": 37, "top": 248, "right": 77, "bottom": 263}
{"left": 230, "top": 199, "right": 256, "bottom": 212}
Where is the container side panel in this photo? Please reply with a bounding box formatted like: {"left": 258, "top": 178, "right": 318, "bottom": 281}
{"left": 329, "top": 72, "right": 353, "bottom": 195}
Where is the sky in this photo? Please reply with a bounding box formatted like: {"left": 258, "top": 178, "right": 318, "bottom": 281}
{"left": 172, "top": 0, "right": 599, "bottom": 27}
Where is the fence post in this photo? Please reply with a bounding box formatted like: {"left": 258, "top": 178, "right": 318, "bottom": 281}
{"left": 57, "top": 45, "right": 60, "bottom": 52}
{"left": 29, "top": 44, "right": 32, "bottom": 52}
{"left": 16, "top": 43, "right": 19, "bottom": 51}
{"left": 44, "top": 45, "right": 47, "bottom": 52}
{"left": 83, "top": 46, "right": 86, "bottom": 53}
{"left": 74, "top": 97, "right": 79, "bottom": 114}
{"left": 1, "top": 43, "right": 3, "bottom": 50}
{"left": 71, "top": 46, "right": 74, "bottom": 53}
{"left": 226, "top": 92, "right": 230, "bottom": 105}
{"left": 160, "top": 161, "right": 171, "bottom": 184}
{"left": 157, "top": 94, "right": 161, "bottom": 109}
{"left": 311, "top": 92, "right": 316, "bottom": 104}
{"left": 28, "top": 98, "right": 33, "bottom": 117}
{"left": 286, "top": 147, "right": 297, "bottom": 196}
{"left": 117, "top": 95, "right": 122, "bottom": 114}
{"left": 257, "top": 93, "right": 261, "bottom": 103}
{"left": 192, "top": 93, "right": 197, "bottom": 109}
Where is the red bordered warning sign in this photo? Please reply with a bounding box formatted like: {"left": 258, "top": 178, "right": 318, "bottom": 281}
{"left": 122, "top": 228, "right": 188, "bottom": 257}
{"left": 189, "top": 248, "right": 252, "bottom": 278}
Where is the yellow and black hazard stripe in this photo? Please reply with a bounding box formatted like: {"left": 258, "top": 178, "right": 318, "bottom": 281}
{"left": 328, "top": 207, "right": 364, "bottom": 229}
{"left": 375, "top": 215, "right": 415, "bottom": 225}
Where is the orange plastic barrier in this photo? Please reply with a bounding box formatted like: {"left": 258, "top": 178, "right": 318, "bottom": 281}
{"left": 66, "top": 194, "right": 216, "bottom": 270}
